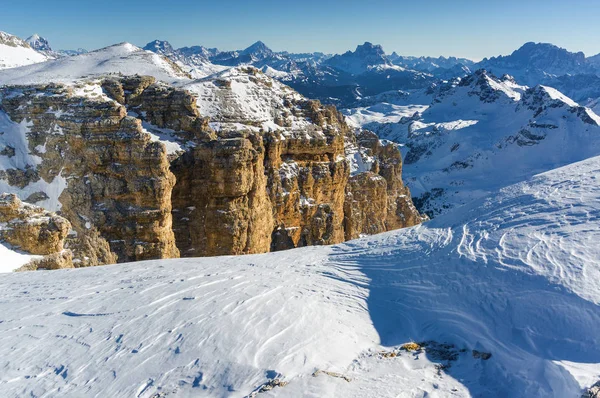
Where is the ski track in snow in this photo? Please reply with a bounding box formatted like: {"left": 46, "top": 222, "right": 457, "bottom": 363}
{"left": 0, "top": 156, "right": 599, "bottom": 397}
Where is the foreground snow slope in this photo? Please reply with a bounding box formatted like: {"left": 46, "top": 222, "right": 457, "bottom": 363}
{"left": 1, "top": 156, "right": 600, "bottom": 397}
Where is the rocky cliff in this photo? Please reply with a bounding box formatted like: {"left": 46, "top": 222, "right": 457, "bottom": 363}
{"left": 0, "top": 193, "right": 72, "bottom": 270}
{"left": 0, "top": 67, "right": 423, "bottom": 267}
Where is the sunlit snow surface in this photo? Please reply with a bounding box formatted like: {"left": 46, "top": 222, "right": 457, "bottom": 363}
{"left": 0, "top": 43, "right": 187, "bottom": 85}
{"left": 0, "top": 31, "right": 49, "bottom": 70}
{"left": 1, "top": 155, "right": 600, "bottom": 397}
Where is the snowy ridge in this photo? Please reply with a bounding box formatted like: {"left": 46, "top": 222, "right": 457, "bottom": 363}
{"left": 0, "top": 31, "right": 49, "bottom": 70}
{"left": 0, "top": 43, "right": 190, "bottom": 85}
{"left": 185, "top": 67, "right": 318, "bottom": 136}
{"left": 1, "top": 155, "right": 600, "bottom": 397}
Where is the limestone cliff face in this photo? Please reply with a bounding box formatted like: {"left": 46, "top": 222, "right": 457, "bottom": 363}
{"left": 0, "top": 193, "right": 72, "bottom": 270}
{"left": 0, "top": 83, "right": 179, "bottom": 266}
{"left": 343, "top": 130, "right": 423, "bottom": 241}
{"left": 0, "top": 68, "right": 423, "bottom": 266}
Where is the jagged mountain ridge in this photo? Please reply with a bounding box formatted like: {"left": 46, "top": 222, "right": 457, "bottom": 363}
{"left": 475, "top": 42, "right": 600, "bottom": 107}
{"left": 345, "top": 69, "right": 600, "bottom": 217}
{"left": 141, "top": 40, "right": 460, "bottom": 107}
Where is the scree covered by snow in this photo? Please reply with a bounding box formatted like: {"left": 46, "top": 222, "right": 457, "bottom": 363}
{"left": 1, "top": 154, "right": 600, "bottom": 397}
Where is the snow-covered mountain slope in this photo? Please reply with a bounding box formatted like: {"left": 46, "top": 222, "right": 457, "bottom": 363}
{"left": 0, "top": 31, "right": 49, "bottom": 70}
{"left": 345, "top": 70, "right": 600, "bottom": 217}
{"left": 0, "top": 42, "right": 190, "bottom": 85}
{"left": 1, "top": 154, "right": 600, "bottom": 397}
{"left": 182, "top": 67, "right": 322, "bottom": 135}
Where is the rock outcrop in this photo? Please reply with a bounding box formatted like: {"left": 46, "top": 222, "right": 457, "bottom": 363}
{"left": 1, "top": 83, "right": 179, "bottom": 266}
{"left": 0, "top": 68, "right": 423, "bottom": 267}
{"left": 0, "top": 193, "right": 72, "bottom": 270}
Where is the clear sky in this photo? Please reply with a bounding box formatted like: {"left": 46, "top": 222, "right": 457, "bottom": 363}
{"left": 2, "top": 0, "right": 600, "bottom": 60}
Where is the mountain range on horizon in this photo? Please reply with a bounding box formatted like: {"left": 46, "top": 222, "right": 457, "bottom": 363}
{"left": 8, "top": 29, "right": 600, "bottom": 93}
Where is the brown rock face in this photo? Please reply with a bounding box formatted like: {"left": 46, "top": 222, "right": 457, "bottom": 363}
{"left": 344, "top": 172, "right": 388, "bottom": 240}
{"left": 17, "top": 251, "right": 74, "bottom": 271}
{"left": 0, "top": 70, "right": 423, "bottom": 267}
{"left": 171, "top": 132, "right": 273, "bottom": 256}
{"left": 0, "top": 193, "right": 73, "bottom": 270}
{"left": 0, "top": 193, "right": 70, "bottom": 254}
{"left": 0, "top": 83, "right": 179, "bottom": 266}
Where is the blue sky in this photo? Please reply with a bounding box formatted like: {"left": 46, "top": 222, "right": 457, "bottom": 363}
{"left": 1, "top": 0, "right": 600, "bottom": 60}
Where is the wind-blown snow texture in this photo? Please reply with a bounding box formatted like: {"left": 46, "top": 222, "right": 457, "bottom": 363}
{"left": 1, "top": 155, "right": 599, "bottom": 397}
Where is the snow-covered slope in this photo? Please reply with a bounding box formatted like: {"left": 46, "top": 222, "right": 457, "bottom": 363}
{"left": 1, "top": 155, "right": 600, "bottom": 397}
{"left": 0, "top": 31, "right": 49, "bottom": 70}
{"left": 183, "top": 66, "right": 312, "bottom": 134}
{"left": 0, "top": 43, "right": 190, "bottom": 85}
{"left": 346, "top": 70, "right": 600, "bottom": 216}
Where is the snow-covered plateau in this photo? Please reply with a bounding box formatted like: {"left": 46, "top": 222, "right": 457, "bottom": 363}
{"left": 1, "top": 153, "right": 599, "bottom": 397}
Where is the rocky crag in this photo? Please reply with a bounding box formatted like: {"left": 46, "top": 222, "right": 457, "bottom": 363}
{"left": 0, "top": 193, "right": 72, "bottom": 270}
{"left": 0, "top": 67, "right": 423, "bottom": 267}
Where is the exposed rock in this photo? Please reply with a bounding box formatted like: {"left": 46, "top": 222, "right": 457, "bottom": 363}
{"left": 0, "top": 193, "right": 73, "bottom": 270}
{"left": 0, "top": 193, "right": 70, "bottom": 255}
{"left": 472, "top": 350, "right": 492, "bottom": 360}
{"left": 25, "top": 191, "right": 49, "bottom": 204}
{"left": 312, "top": 369, "right": 351, "bottom": 382}
{"left": 1, "top": 83, "right": 179, "bottom": 266}
{"left": 583, "top": 381, "right": 600, "bottom": 398}
{"left": 245, "top": 378, "right": 288, "bottom": 397}
{"left": 344, "top": 172, "right": 387, "bottom": 240}
{"left": 17, "top": 250, "right": 74, "bottom": 271}
{"left": 0, "top": 69, "right": 423, "bottom": 267}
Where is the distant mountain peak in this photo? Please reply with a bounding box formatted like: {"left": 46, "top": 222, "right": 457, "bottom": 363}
{"left": 324, "top": 42, "right": 392, "bottom": 75}
{"left": 355, "top": 41, "right": 385, "bottom": 56}
{"left": 512, "top": 41, "right": 586, "bottom": 59}
{"left": 143, "top": 40, "right": 175, "bottom": 55}
{"left": 241, "top": 41, "right": 273, "bottom": 57}
{"left": 477, "top": 41, "right": 591, "bottom": 85}
{"left": 26, "top": 34, "right": 52, "bottom": 52}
